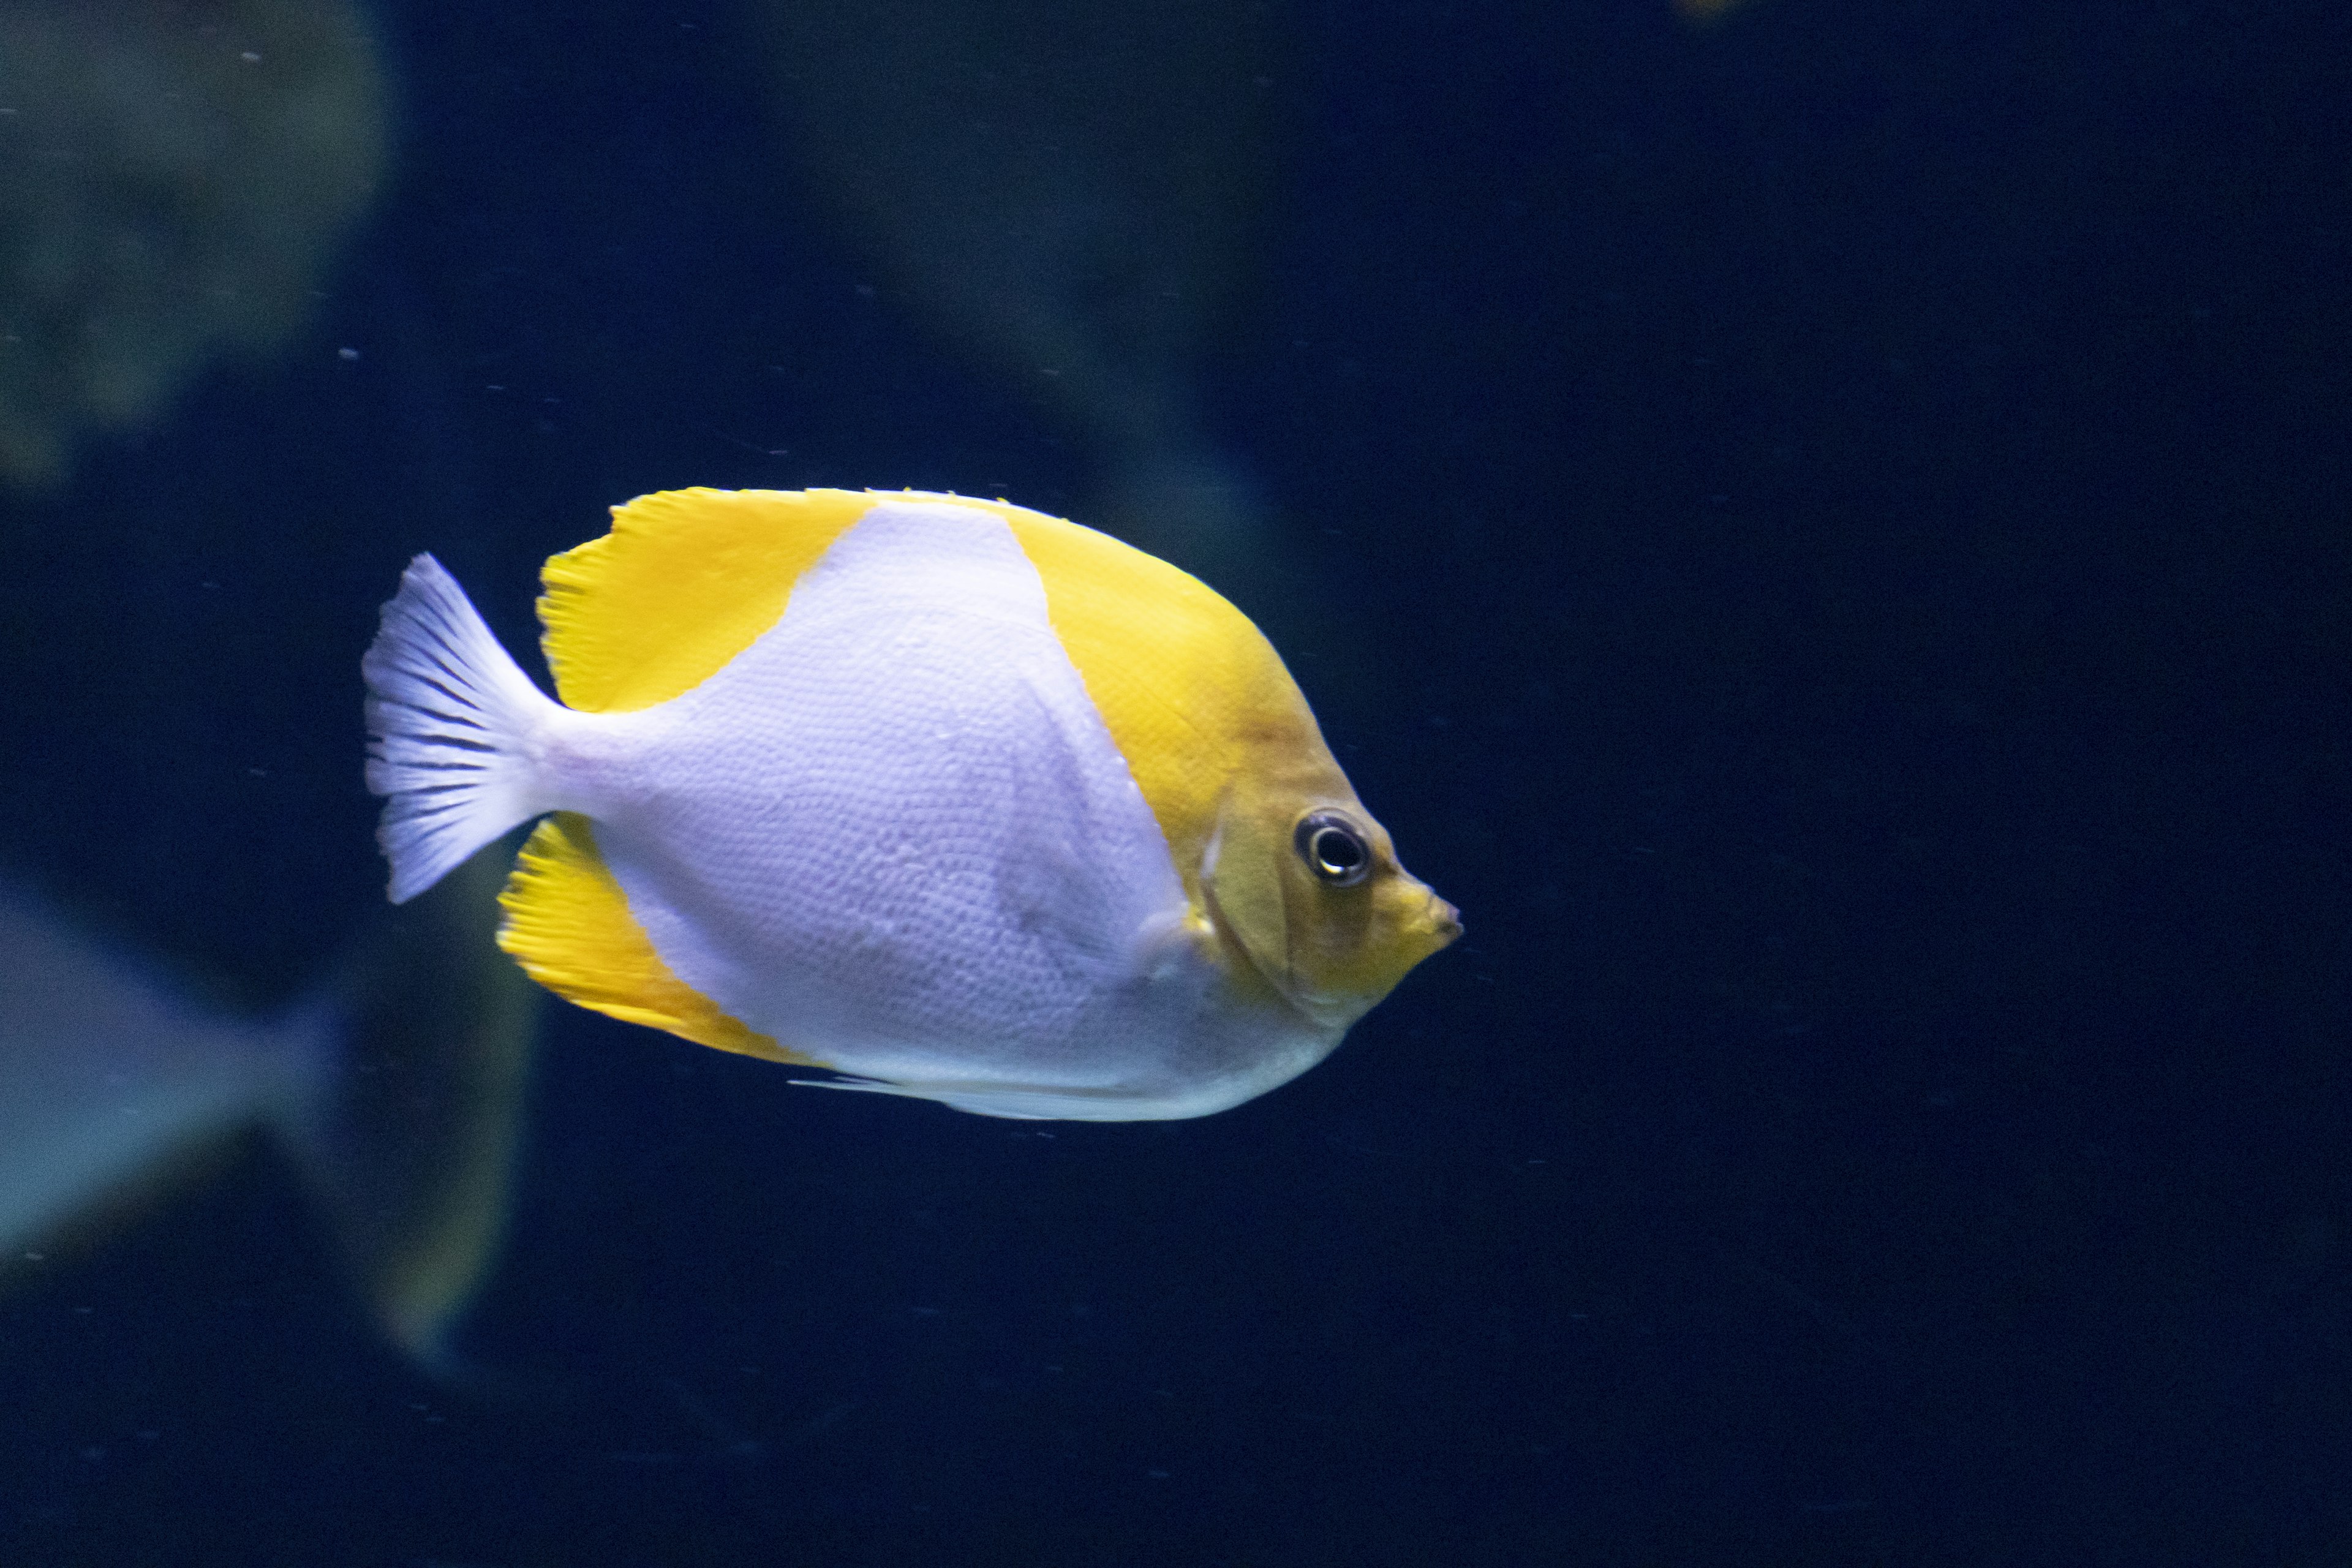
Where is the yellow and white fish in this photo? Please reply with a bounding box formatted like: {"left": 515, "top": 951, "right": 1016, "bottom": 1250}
{"left": 363, "top": 488, "right": 1457, "bottom": 1120}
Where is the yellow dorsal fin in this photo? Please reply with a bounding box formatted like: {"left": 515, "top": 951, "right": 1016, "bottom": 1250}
{"left": 498, "top": 814, "right": 813, "bottom": 1064}
{"left": 538, "top": 486, "right": 880, "bottom": 713}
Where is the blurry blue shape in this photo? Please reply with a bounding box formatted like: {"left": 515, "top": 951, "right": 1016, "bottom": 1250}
{"left": 0, "top": 855, "right": 538, "bottom": 1370}
{"left": 751, "top": 0, "right": 1281, "bottom": 580}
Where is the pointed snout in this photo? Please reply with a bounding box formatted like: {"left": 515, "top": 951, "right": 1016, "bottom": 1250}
{"left": 1425, "top": 892, "right": 1463, "bottom": 948}
{"left": 1391, "top": 882, "right": 1461, "bottom": 966}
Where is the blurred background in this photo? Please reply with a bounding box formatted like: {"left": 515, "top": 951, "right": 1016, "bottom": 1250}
{"left": 0, "top": 0, "right": 2346, "bottom": 1562}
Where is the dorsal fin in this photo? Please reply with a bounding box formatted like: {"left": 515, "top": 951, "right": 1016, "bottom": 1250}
{"left": 537, "top": 487, "right": 878, "bottom": 713}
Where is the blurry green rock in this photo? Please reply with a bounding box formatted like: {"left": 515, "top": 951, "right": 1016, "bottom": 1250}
{"left": 0, "top": 0, "right": 390, "bottom": 487}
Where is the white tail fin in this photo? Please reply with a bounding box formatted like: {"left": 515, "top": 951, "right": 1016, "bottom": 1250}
{"left": 363, "top": 554, "right": 564, "bottom": 903}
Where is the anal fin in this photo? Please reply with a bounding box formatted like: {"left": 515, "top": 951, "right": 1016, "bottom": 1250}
{"left": 497, "top": 814, "right": 812, "bottom": 1065}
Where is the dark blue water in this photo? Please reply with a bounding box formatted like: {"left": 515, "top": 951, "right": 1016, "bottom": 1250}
{"left": 1, "top": 1, "right": 2345, "bottom": 1562}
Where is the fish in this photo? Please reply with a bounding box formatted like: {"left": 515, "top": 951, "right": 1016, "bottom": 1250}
{"left": 362, "top": 487, "right": 1458, "bottom": 1121}
{"left": 0, "top": 854, "right": 538, "bottom": 1368}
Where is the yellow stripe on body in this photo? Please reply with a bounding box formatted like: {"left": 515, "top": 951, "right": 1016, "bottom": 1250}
{"left": 980, "top": 500, "right": 1387, "bottom": 1015}
{"left": 965, "top": 500, "right": 1332, "bottom": 908}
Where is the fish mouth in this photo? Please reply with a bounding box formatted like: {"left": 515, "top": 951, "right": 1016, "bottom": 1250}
{"left": 1393, "top": 884, "right": 1460, "bottom": 962}
{"left": 1424, "top": 892, "right": 1463, "bottom": 948}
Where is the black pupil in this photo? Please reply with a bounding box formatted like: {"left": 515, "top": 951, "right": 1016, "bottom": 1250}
{"left": 1313, "top": 826, "right": 1365, "bottom": 877}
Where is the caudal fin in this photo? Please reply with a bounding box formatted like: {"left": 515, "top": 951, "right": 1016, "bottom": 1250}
{"left": 363, "top": 554, "right": 563, "bottom": 903}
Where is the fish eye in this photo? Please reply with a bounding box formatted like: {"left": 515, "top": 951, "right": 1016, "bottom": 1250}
{"left": 1294, "top": 811, "right": 1371, "bottom": 887}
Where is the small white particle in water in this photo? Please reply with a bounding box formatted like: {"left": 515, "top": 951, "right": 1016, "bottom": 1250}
{"left": 339, "top": 347, "right": 360, "bottom": 361}
{"left": 239, "top": 51, "right": 262, "bottom": 63}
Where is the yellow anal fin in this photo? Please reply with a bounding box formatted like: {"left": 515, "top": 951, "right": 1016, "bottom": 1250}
{"left": 497, "top": 815, "right": 812, "bottom": 1065}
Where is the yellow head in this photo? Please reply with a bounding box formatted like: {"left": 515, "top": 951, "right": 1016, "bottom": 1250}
{"left": 1202, "top": 778, "right": 1461, "bottom": 1031}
